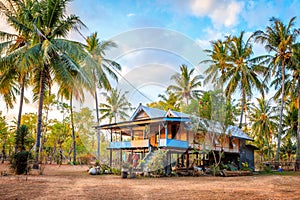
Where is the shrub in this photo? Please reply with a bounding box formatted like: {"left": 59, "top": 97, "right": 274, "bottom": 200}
{"left": 111, "top": 168, "right": 121, "bottom": 175}
{"left": 11, "top": 151, "right": 30, "bottom": 175}
{"left": 147, "top": 149, "right": 168, "bottom": 175}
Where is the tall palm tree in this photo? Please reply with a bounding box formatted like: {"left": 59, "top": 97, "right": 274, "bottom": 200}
{"left": 4, "top": 0, "right": 92, "bottom": 168}
{"left": 289, "top": 43, "right": 300, "bottom": 167}
{"left": 225, "top": 31, "right": 266, "bottom": 128}
{"left": 0, "top": 0, "right": 34, "bottom": 131}
{"left": 57, "top": 79, "right": 88, "bottom": 163}
{"left": 99, "top": 89, "right": 133, "bottom": 124}
{"left": 202, "top": 39, "right": 230, "bottom": 88}
{"left": 167, "top": 64, "right": 202, "bottom": 105}
{"left": 83, "top": 32, "right": 121, "bottom": 161}
{"left": 254, "top": 17, "right": 299, "bottom": 162}
{"left": 249, "top": 97, "right": 278, "bottom": 161}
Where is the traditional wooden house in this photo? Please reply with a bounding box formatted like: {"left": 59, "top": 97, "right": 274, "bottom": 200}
{"left": 96, "top": 104, "right": 256, "bottom": 172}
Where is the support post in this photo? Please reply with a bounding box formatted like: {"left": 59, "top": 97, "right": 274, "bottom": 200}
{"left": 109, "top": 129, "right": 112, "bottom": 167}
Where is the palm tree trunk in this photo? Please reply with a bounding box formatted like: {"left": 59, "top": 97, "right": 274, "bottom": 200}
{"left": 276, "top": 61, "right": 285, "bottom": 165}
{"left": 33, "top": 69, "right": 46, "bottom": 169}
{"left": 15, "top": 76, "right": 25, "bottom": 153}
{"left": 17, "top": 76, "right": 25, "bottom": 130}
{"left": 95, "top": 89, "right": 100, "bottom": 161}
{"left": 70, "top": 94, "right": 76, "bottom": 163}
{"left": 296, "top": 75, "right": 300, "bottom": 170}
{"left": 239, "top": 90, "right": 245, "bottom": 128}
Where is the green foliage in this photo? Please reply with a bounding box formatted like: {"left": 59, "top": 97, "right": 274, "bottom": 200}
{"left": 241, "top": 162, "right": 251, "bottom": 171}
{"left": 147, "top": 149, "right": 168, "bottom": 175}
{"left": 12, "top": 151, "right": 30, "bottom": 175}
{"left": 147, "top": 91, "right": 180, "bottom": 111}
{"left": 167, "top": 64, "right": 202, "bottom": 105}
{"left": 11, "top": 124, "right": 32, "bottom": 174}
{"left": 211, "top": 164, "right": 220, "bottom": 176}
{"left": 99, "top": 89, "right": 133, "bottom": 123}
{"left": 15, "top": 125, "right": 30, "bottom": 151}
{"left": 111, "top": 168, "right": 121, "bottom": 175}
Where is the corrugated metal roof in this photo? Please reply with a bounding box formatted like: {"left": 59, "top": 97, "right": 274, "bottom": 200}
{"left": 130, "top": 104, "right": 166, "bottom": 120}
{"left": 196, "top": 118, "right": 253, "bottom": 140}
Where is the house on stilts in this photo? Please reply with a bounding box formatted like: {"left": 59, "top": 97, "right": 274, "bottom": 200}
{"left": 96, "top": 103, "right": 257, "bottom": 173}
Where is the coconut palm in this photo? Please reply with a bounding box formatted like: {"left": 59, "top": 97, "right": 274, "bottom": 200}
{"left": 254, "top": 17, "right": 299, "bottom": 162}
{"left": 57, "top": 67, "right": 93, "bottom": 163}
{"left": 289, "top": 43, "right": 300, "bottom": 166}
{"left": 83, "top": 32, "right": 121, "bottom": 160}
{"left": 202, "top": 39, "right": 230, "bottom": 88}
{"left": 6, "top": 0, "right": 92, "bottom": 168}
{"left": 167, "top": 64, "right": 202, "bottom": 105}
{"left": 99, "top": 89, "right": 133, "bottom": 124}
{"left": 224, "top": 31, "right": 266, "bottom": 128}
{"left": 0, "top": 0, "right": 35, "bottom": 131}
{"left": 249, "top": 97, "right": 278, "bottom": 161}
{"left": 147, "top": 91, "right": 180, "bottom": 111}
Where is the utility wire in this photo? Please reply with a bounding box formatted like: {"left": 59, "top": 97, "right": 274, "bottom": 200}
{"left": 108, "top": 63, "right": 155, "bottom": 103}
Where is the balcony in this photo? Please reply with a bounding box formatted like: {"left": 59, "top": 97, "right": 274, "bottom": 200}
{"left": 159, "top": 139, "right": 188, "bottom": 149}
{"left": 109, "top": 139, "right": 149, "bottom": 149}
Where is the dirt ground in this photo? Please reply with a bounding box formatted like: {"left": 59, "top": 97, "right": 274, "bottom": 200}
{"left": 0, "top": 163, "right": 300, "bottom": 200}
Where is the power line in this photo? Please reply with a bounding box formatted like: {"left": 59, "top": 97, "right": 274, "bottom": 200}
{"left": 108, "top": 63, "right": 155, "bottom": 103}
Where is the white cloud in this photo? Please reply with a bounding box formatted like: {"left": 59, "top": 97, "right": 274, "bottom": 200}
{"left": 189, "top": 0, "right": 244, "bottom": 28}
{"left": 126, "top": 13, "right": 135, "bottom": 17}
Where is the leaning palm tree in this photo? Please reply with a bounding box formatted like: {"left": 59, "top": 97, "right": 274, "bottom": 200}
{"left": 99, "top": 89, "right": 133, "bottom": 124}
{"left": 254, "top": 16, "right": 299, "bottom": 162}
{"left": 167, "top": 64, "right": 202, "bottom": 105}
{"left": 83, "top": 32, "right": 121, "bottom": 161}
{"left": 224, "top": 32, "right": 266, "bottom": 128}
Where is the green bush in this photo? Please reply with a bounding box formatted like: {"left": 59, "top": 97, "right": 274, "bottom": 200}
{"left": 147, "top": 149, "right": 168, "bottom": 175}
{"left": 111, "top": 168, "right": 121, "bottom": 175}
{"left": 11, "top": 151, "right": 30, "bottom": 175}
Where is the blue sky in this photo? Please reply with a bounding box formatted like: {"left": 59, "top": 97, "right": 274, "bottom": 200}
{"left": 69, "top": 0, "right": 300, "bottom": 44}
{"left": 1, "top": 0, "right": 300, "bottom": 120}
{"left": 66, "top": 0, "right": 300, "bottom": 108}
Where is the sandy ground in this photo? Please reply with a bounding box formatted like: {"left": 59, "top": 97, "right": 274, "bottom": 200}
{"left": 0, "top": 163, "right": 300, "bottom": 200}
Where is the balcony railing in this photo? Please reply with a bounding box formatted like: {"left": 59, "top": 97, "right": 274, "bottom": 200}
{"left": 109, "top": 139, "right": 149, "bottom": 149}
{"left": 159, "top": 139, "right": 188, "bottom": 149}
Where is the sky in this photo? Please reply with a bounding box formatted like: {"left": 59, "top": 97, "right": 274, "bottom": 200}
{"left": 1, "top": 0, "right": 300, "bottom": 121}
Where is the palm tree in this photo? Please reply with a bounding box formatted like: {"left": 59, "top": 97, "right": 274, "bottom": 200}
{"left": 4, "top": 0, "right": 92, "bottom": 168}
{"left": 57, "top": 80, "right": 88, "bottom": 163}
{"left": 99, "top": 89, "right": 133, "bottom": 124}
{"left": 249, "top": 97, "right": 278, "bottom": 161}
{"left": 202, "top": 39, "right": 230, "bottom": 88}
{"left": 224, "top": 31, "right": 266, "bottom": 128}
{"left": 83, "top": 32, "right": 121, "bottom": 161}
{"left": 147, "top": 91, "right": 180, "bottom": 111}
{"left": 254, "top": 17, "right": 299, "bottom": 163}
{"left": 0, "top": 0, "right": 35, "bottom": 131}
{"left": 289, "top": 43, "right": 300, "bottom": 167}
{"left": 167, "top": 64, "right": 202, "bottom": 105}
